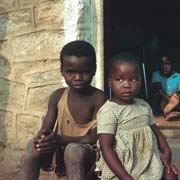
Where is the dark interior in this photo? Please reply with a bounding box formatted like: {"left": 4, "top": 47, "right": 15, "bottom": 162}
{"left": 104, "top": 1, "right": 180, "bottom": 101}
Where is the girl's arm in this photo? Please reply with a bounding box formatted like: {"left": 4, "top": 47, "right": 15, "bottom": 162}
{"left": 150, "top": 124, "right": 171, "bottom": 163}
{"left": 99, "top": 133, "right": 133, "bottom": 180}
{"left": 151, "top": 124, "right": 178, "bottom": 175}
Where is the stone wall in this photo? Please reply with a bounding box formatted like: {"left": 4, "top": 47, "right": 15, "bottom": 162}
{"left": 0, "top": 0, "right": 103, "bottom": 177}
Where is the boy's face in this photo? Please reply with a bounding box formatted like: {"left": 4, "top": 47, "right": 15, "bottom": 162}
{"left": 61, "top": 55, "right": 96, "bottom": 91}
{"left": 161, "top": 56, "right": 173, "bottom": 77}
{"left": 108, "top": 61, "right": 141, "bottom": 105}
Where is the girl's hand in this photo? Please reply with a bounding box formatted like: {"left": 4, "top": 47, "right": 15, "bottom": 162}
{"left": 160, "top": 151, "right": 171, "bottom": 165}
{"left": 162, "top": 161, "right": 178, "bottom": 175}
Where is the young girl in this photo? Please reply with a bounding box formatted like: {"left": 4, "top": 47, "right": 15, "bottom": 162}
{"left": 96, "top": 53, "right": 178, "bottom": 180}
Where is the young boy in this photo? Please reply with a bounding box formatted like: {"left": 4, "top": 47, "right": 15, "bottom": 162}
{"left": 22, "top": 40, "right": 107, "bottom": 180}
{"left": 151, "top": 53, "right": 180, "bottom": 120}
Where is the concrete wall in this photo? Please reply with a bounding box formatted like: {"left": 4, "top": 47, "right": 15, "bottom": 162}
{"left": 0, "top": 0, "right": 103, "bottom": 177}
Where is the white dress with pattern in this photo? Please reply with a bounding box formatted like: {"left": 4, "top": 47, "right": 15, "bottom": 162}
{"left": 96, "top": 99, "right": 163, "bottom": 180}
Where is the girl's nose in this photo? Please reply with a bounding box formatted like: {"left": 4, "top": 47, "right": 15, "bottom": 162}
{"left": 124, "top": 80, "right": 131, "bottom": 87}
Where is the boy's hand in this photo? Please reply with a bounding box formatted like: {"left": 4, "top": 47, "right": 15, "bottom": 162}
{"left": 33, "top": 129, "right": 58, "bottom": 154}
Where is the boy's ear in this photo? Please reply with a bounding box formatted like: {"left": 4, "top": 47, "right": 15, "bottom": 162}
{"left": 92, "top": 64, "right": 96, "bottom": 75}
{"left": 60, "top": 66, "right": 63, "bottom": 73}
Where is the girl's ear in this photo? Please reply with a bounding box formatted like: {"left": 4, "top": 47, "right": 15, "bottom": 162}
{"left": 108, "top": 77, "right": 112, "bottom": 88}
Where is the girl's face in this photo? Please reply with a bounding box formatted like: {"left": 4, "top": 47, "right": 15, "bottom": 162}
{"left": 108, "top": 61, "right": 141, "bottom": 105}
{"left": 61, "top": 55, "right": 95, "bottom": 92}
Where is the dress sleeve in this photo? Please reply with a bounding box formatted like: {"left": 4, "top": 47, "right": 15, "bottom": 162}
{"left": 97, "top": 108, "right": 117, "bottom": 135}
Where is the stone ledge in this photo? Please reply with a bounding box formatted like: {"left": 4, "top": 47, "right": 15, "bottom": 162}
{"left": 155, "top": 116, "right": 180, "bottom": 129}
{"left": 155, "top": 116, "right": 180, "bottom": 139}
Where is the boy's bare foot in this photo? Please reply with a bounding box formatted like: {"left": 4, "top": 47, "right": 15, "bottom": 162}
{"left": 164, "top": 111, "right": 180, "bottom": 121}
{"left": 55, "top": 165, "right": 66, "bottom": 178}
{"left": 163, "top": 94, "right": 179, "bottom": 114}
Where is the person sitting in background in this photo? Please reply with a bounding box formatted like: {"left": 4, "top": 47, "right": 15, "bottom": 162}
{"left": 151, "top": 53, "right": 180, "bottom": 120}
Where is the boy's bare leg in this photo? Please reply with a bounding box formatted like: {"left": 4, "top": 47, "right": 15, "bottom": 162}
{"left": 22, "top": 140, "right": 53, "bottom": 180}
{"left": 64, "top": 143, "right": 96, "bottom": 180}
{"left": 163, "top": 94, "right": 179, "bottom": 114}
{"left": 22, "top": 140, "right": 41, "bottom": 180}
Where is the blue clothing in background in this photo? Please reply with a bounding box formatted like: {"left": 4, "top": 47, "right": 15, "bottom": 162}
{"left": 152, "top": 70, "right": 180, "bottom": 95}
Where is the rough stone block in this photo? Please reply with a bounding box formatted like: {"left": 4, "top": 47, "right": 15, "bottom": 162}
{"left": 0, "top": 110, "right": 14, "bottom": 146}
{"left": 0, "top": 41, "right": 11, "bottom": 78}
{"left": 0, "top": 0, "right": 18, "bottom": 13}
{"left": 12, "top": 59, "right": 60, "bottom": 80}
{"left": 16, "top": 114, "right": 40, "bottom": 150}
{"left": 35, "top": 0, "right": 64, "bottom": 28}
{"left": 25, "top": 69, "right": 61, "bottom": 87}
{"left": 0, "top": 40, "right": 10, "bottom": 59}
{"left": 19, "top": 0, "right": 32, "bottom": 7}
{"left": 0, "top": 9, "right": 33, "bottom": 40}
{"left": 26, "top": 84, "right": 62, "bottom": 113}
{"left": 0, "top": 78, "right": 25, "bottom": 111}
{"left": 12, "top": 31, "right": 64, "bottom": 62}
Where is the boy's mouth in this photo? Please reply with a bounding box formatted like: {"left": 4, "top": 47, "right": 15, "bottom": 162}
{"left": 73, "top": 83, "right": 84, "bottom": 88}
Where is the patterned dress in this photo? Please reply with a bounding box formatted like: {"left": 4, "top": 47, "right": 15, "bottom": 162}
{"left": 96, "top": 99, "right": 163, "bottom": 180}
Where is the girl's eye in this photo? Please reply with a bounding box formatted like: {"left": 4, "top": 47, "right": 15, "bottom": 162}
{"left": 131, "top": 77, "right": 139, "bottom": 82}
{"left": 116, "top": 78, "right": 123, "bottom": 82}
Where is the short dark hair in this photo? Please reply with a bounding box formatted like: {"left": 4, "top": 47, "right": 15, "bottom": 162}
{"left": 108, "top": 52, "right": 141, "bottom": 76}
{"left": 60, "top": 40, "right": 96, "bottom": 67}
{"left": 157, "top": 50, "right": 174, "bottom": 63}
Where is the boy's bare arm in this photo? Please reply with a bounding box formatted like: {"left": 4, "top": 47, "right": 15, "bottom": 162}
{"left": 33, "top": 89, "right": 65, "bottom": 153}
{"left": 99, "top": 133, "right": 133, "bottom": 180}
{"left": 92, "top": 90, "right": 108, "bottom": 119}
{"left": 41, "top": 89, "right": 65, "bottom": 130}
{"left": 150, "top": 124, "right": 171, "bottom": 163}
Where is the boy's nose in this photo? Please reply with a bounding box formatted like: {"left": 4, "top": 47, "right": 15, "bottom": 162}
{"left": 74, "top": 73, "right": 82, "bottom": 80}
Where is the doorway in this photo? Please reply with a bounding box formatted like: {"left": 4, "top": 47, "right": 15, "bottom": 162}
{"left": 104, "top": 1, "right": 180, "bottom": 101}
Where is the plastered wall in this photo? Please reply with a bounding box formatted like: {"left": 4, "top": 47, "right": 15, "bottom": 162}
{"left": 0, "top": 0, "right": 103, "bottom": 176}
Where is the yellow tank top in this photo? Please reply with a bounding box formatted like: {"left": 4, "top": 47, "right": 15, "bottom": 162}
{"left": 54, "top": 88, "right": 97, "bottom": 136}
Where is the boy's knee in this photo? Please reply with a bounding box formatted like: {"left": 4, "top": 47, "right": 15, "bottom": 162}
{"left": 24, "top": 139, "right": 40, "bottom": 160}
{"left": 64, "top": 143, "right": 87, "bottom": 162}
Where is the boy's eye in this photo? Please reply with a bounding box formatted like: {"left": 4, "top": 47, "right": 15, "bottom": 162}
{"left": 64, "top": 70, "right": 90, "bottom": 75}
{"left": 65, "top": 71, "right": 75, "bottom": 74}
{"left": 81, "top": 71, "right": 90, "bottom": 75}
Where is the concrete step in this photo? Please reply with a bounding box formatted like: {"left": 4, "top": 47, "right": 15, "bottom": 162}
{"left": 155, "top": 115, "right": 180, "bottom": 139}
{"left": 155, "top": 116, "right": 180, "bottom": 179}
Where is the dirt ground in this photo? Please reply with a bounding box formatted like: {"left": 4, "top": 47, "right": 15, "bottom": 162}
{"left": 0, "top": 170, "right": 66, "bottom": 180}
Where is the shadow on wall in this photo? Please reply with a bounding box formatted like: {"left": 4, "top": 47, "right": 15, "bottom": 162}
{"left": 0, "top": 7, "right": 11, "bottom": 154}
